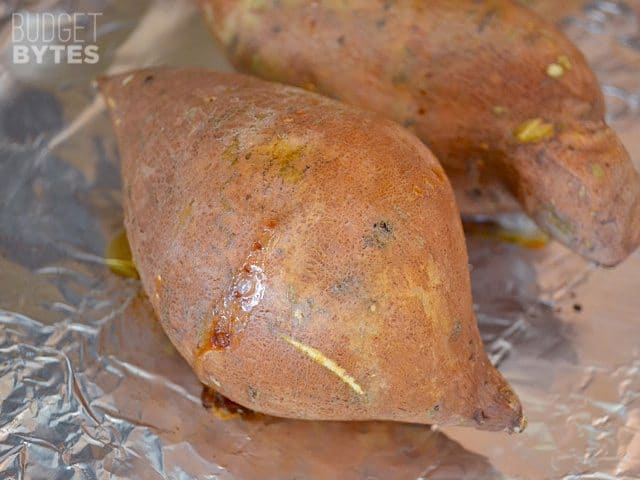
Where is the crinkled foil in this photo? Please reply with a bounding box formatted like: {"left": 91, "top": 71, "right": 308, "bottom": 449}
{"left": 1, "top": 0, "right": 639, "bottom": 478}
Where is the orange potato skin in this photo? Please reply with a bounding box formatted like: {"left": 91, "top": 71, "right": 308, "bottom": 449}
{"left": 201, "top": 0, "right": 640, "bottom": 266}
{"left": 100, "top": 68, "right": 524, "bottom": 432}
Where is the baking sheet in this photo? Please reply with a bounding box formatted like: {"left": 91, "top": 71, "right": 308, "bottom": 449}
{"left": 0, "top": 0, "right": 639, "bottom": 478}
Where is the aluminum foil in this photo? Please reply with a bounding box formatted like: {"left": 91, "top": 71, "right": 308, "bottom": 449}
{"left": 1, "top": 0, "right": 639, "bottom": 478}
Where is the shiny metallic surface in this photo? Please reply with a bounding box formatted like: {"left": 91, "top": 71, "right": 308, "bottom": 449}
{"left": 0, "top": 0, "right": 639, "bottom": 478}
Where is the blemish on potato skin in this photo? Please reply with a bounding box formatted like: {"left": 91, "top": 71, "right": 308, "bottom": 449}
{"left": 391, "top": 72, "right": 408, "bottom": 85}
{"left": 185, "top": 107, "right": 200, "bottom": 123}
{"left": 514, "top": 118, "right": 555, "bottom": 143}
{"left": 450, "top": 321, "right": 462, "bottom": 340}
{"left": 178, "top": 199, "right": 194, "bottom": 226}
{"left": 579, "top": 186, "right": 587, "bottom": 198}
{"left": 197, "top": 220, "right": 276, "bottom": 355}
{"left": 121, "top": 74, "right": 134, "bottom": 86}
{"left": 247, "top": 385, "right": 258, "bottom": 401}
{"left": 330, "top": 277, "right": 358, "bottom": 296}
{"left": 541, "top": 207, "right": 575, "bottom": 245}
{"left": 474, "top": 409, "right": 489, "bottom": 425}
{"left": 223, "top": 136, "right": 241, "bottom": 165}
{"left": 427, "top": 402, "right": 441, "bottom": 417}
{"left": 557, "top": 55, "right": 572, "bottom": 70}
{"left": 290, "top": 297, "right": 313, "bottom": 324}
{"left": 546, "top": 63, "right": 564, "bottom": 79}
{"left": 281, "top": 335, "right": 364, "bottom": 395}
{"left": 477, "top": 8, "right": 498, "bottom": 33}
{"left": 493, "top": 105, "right": 508, "bottom": 116}
{"left": 154, "top": 274, "right": 163, "bottom": 301}
{"left": 591, "top": 163, "right": 605, "bottom": 179}
{"left": 255, "top": 137, "right": 307, "bottom": 183}
{"left": 363, "top": 221, "right": 394, "bottom": 249}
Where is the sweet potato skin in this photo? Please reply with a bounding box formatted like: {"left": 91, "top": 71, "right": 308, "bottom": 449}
{"left": 202, "top": 0, "right": 640, "bottom": 266}
{"left": 99, "top": 68, "right": 524, "bottom": 432}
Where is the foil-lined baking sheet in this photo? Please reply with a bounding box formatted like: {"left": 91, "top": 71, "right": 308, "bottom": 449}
{"left": 0, "top": 0, "right": 639, "bottom": 478}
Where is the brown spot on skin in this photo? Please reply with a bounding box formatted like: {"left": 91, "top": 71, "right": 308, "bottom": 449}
{"left": 450, "top": 321, "right": 462, "bottom": 340}
{"left": 330, "top": 277, "right": 357, "bottom": 296}
{"left": 478, "top": 8, "right": 497, "bottom": 33}
{"left": 364, "top": 221, "right": 394, "bottom": 248}
{"left": 474, "top": 409, "right": 489, "bottom": 425}
{"left": 391, "top": 72, "right": 408, "bottom": 85}
{"left": 247, "top": 385, "right": 258, "bottom": 400}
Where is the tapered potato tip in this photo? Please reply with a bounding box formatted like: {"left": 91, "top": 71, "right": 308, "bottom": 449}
{"left": 513, "top": 122, "right": 640, "bottom": 267}
{"left": 475, "top": 360, "right": 526, "bottom": 433}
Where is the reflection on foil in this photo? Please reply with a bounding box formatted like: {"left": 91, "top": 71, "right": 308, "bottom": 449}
{"left": 1, "top": 0, "right": 640, "bottom": 478}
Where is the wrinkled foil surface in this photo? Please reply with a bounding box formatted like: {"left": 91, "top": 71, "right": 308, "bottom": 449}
{"left": 1, "top": 0, "right": 639, "bottom": 478}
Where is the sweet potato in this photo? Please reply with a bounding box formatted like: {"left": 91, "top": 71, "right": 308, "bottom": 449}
{"left": 99, "top": 67, "right": 525, "bottom": 432}
{"left": 200, "top": 0, "right": 640, "bottom": 266}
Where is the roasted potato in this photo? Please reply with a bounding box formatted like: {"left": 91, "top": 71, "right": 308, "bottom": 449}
{"left": 99, "top": 68, "right": 525, "bottom": 432}
{"left": 201, "top": 0, "right": 640, "bottom": 266}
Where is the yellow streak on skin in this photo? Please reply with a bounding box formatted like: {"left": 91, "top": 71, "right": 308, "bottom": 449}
{"left": 557, "top": 55, "right": 572, "bottom": 70}
{"left": 514, "top": 118, "right": 555, "bottom": 143}
{"left": 121, "top": 74, "right": 134, "bottom": 86}
{"left": 281, "top": 335, "right": 364, "bottom": 395}
{"left": 410, "top": 286, "right": 432, "bottom": 316}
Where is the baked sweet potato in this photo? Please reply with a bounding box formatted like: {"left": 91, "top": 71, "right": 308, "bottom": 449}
{"left": 99, "top": 67, "right": 525, "bottom": 432}
{"left": 200, "top": 0, "right": 640, "bottom": 266}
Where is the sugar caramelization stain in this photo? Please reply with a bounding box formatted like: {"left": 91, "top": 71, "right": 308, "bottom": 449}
{"left": 197, "top": 220, "right": 277, "bottom": 356}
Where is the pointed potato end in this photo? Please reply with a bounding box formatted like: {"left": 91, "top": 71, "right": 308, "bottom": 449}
{"left": 474, "top": 362, "right": 526, "bottom": 433}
